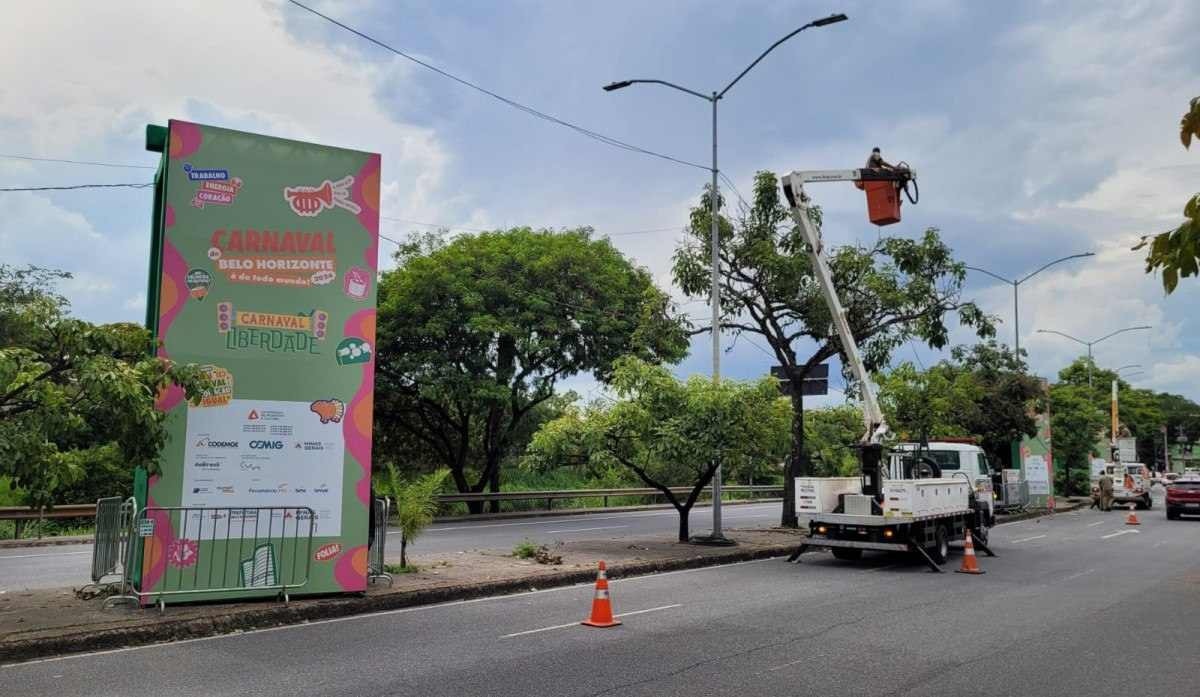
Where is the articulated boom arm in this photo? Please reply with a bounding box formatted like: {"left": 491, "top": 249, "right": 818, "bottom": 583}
{"left": 780, "top": 170, "right": 894, "bottom": 446}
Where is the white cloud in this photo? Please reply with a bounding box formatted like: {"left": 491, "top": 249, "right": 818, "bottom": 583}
{"left": 0, "top": 0, "right": 472, "bottom": 320}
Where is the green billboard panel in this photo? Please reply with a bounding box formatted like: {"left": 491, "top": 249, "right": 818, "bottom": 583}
{"left": 143, "top": 120, "right": 380, "bottom": 602}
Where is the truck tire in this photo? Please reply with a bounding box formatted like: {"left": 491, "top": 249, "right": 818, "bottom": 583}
{"left": 930, "top": 525, "right": 950, "bottom": 565}
{"left": 831, "top": 547, "right": 863, "bottom": 561}
{"left": 1143, "top": 495, "right": 1152, "bottom": 510}
{"left": 1167, "top": 507, "right": 1179, "bottom": 520}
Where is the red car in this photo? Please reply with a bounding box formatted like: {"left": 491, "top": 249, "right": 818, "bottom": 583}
{"left": 1165, "top": 477, "right": 1200, "bottom": 520}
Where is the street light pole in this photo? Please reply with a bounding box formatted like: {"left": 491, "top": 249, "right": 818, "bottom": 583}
{"left": 1035, "top": 326, "right": 1153, "bottom": 388}
{"left": 603, "top": 12, "right": 847, "bottom": 544}
{"left": 964, "top": 252, "right": 1093, "bottom": 364}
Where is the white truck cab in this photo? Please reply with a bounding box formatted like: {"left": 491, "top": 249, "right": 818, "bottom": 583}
{"left": 890, "top": 442, "right": 995, "bottom": 521}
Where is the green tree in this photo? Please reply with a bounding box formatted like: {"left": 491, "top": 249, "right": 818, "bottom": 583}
{"left": 376, "top": 465, "right": 449, "bottom": 568}
{"left": 1135, "top": 96, "right": 1200, "bottom": 293}
{"left": 1055, "top": 357, "right": 1164, "bottom": 463}
{"left": 375, "top": 229, "right": 687, "bottom": 512}
{"left": 1049, "top": 383, "right": 1106, "bottom": 496}
{"left": 0, "top": 266, "right": 207, "bottom": 508}
{"left": 804, "top": 405, "right": 864, "bottom": 476}
{"left": 527, "top": 357, "right": 789, "bottom": 541}
{"left": 672, "top": 173, "right": 994, "bottom": 526}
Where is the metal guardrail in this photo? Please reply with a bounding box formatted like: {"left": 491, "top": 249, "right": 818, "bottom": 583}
{"left": 437, "top": 484, "right": 783, "bottom": 511}
{"left": 14, "top": 485, "right": 784, "bottom": 534}
{"left": 368, "top": 497, "right": 392, "bottom": 587}
{"left": 0, "top": 503, "right": 100, "bottom": 539}
{"left": 132, "top": 505, "right": 315, "bottom": 611}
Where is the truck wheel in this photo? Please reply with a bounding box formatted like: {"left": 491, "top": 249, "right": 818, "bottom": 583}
{"left": 930, "top": 526, "right": 950, "bottom": 565}
{"left": 1167, "top": 507, "right": 1179, "bottom": 521}
{"left": 831, "top": 547, "right": 863, "bottom": 561}
{"left": 1143, "top": 495, "right": 1152, "bottom": 510}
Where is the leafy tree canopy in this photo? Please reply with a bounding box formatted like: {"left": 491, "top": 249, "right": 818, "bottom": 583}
{"left": 374, "top": 228, "right": 687, "bottom": 509}
{"left": 527, "top": 357, "right": 789, "bottom": 541}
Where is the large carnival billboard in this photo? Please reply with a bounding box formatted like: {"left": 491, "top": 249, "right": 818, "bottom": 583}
{"left": 143, "top": 120, "right": 379, "bottom": 600}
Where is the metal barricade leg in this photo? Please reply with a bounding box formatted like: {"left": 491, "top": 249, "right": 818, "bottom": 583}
{"left": 368, "top": 497, "right": 393, "bottom": 587}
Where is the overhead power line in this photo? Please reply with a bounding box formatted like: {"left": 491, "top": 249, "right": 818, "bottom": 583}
{"left": 286, "top": 0, "right": 709, "bottom": 172}
{"left": 0, "top": 153, "right": 156, "bottom": 170}
{"left": 0, "top": 183, "right": 154, "bottom": 192}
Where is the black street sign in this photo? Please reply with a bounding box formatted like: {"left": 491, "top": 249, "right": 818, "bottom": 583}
{"left": 777, "top": 378, "right": 828, "bottom": 397}
{"left": 770, "top": 363, "right": 829, "bottom": 380}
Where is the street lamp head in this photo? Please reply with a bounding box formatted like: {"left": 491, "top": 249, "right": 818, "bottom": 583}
{"left": 602, "top": 80, "right": 633, "bottom": 92}
{"left": 810, "top": 13, "right": 849, "bottom": 27}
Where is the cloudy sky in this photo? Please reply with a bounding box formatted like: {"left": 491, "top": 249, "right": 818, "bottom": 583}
{"left": 2, "top": 0, "right": 1198, "bottom": 401}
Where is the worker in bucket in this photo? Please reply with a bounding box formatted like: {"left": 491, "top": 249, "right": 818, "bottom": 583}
{"left": 1098, "top": 469, "right": 1115, "bottom": 511}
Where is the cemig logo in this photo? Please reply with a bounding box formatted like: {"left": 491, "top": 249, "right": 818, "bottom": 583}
{"left": 249, "top": 440, "right": 284, "bottom": 450}
{"left": 247, "top": 409, "right": 260, "bottom": 420}
{"left": 314, "top": 543, "right": 342, "bottom": 562}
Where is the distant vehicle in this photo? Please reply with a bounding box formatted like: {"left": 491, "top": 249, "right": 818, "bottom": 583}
{"left": 1164, "top": 472, "right": 1181, "bottom": 485}
{"left": 1165, "top": 476, "right": 1200, "bottom": 520}
{"left": 1098, "top": 463, "right": 1152, "bottom": 509}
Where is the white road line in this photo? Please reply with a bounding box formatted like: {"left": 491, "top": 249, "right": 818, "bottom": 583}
{"left": 864, "top": 564, "right": 897, "bottom": 573}
{"left": 1012, "top": 535, "right": 1047, "bottom": 543}
{"left": 1087, "top": 521, "right": 1105, "bottom": 527}
{"left": 0, "top": 550, "right": 91, "bottom": 560}
{"left": 1101, "top": 529, "right": 1140, "bottom": 540}
{"left": 542, "top": 525, "right": 628, "bottom": 534}
{"left": 500, "top": 604, "right": 681, "bottom": 638}
{"left": 1059, "top": 568, "right": 1095, "bottom": 583}
{"left": 2, "top": 557, "right": 778, "bottom": 668}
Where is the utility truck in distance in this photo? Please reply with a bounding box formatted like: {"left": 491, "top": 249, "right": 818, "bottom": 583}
{"left": 779, "top": 166, "right": 996, "bottom": 572}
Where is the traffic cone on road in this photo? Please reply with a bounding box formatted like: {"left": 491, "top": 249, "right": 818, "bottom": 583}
{"left": 956, "top": 529, "right": 986, "bottom": 575}
{"left": 1126, "top": 510, "right": 1141, "bottom": 526}
{"left": 581, "top": 561, "right": 621, "bottom": 628}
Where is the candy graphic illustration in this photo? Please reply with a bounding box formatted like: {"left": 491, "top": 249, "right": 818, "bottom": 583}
{"left": 186, "top": 268, "right": 212, "bottom": 301}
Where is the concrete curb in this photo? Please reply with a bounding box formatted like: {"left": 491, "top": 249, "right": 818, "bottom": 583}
{"left": 0, "top": 541, "right": 798, "bottom": 665}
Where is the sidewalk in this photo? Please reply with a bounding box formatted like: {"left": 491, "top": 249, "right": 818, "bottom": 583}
{"left": 0, "top": 527, "right": 804, "bottom": 664}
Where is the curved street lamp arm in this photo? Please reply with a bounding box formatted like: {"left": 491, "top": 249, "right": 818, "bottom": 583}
{"left": 964, "top": 265, "right": 1014, "bottom": 285}
{"left": 611, "top": 79, "right": 711, "bottom": 101}
{"left": 719, "top": 13, "right": 848, "bottom": 98}
{"left": 1093, "top": 325, "right": 1153, "bottom": 346}
{"left": 1115, "top": 364, "right": 1143, "bottom": 373}
{"left": 1017, "top": 252, "right": 1095, "bottom": 285}
{"left": 1036, "top": 328, "right": 1089, "bottom": 346}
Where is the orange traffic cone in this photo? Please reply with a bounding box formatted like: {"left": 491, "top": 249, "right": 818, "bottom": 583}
{"left": 581, "top": 561, "right": 621, "bottom": 628}
{"left": 1126, "top": 510, "right": 1141, "bottom": 526}
{"left": 956, "top": 530, "right": 985, "bottom": 575}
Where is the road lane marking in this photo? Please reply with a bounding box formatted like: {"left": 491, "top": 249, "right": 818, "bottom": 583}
{"left": 2, "top": 557, "right": 778, "bottom": 668}
{"left": 0, "top": 550, "right": 91, "bottom": 559}
{"left": 1101, "top": 529, "right": 1140, "bottom": 540}
{"left": 1087, "top": 521, "right": 1105, "bottom": 527}
{"left": 1012, "top": 535, "right": 1047, "bottom": 543}
{"left": 501, "top": 604, "right": 681, "bottom": 638}
{"left": 542, "top": 525, "right": 628, "bottom": 534}
{"left": 1059, "top": 568, "right": 1095, "bottom": 582}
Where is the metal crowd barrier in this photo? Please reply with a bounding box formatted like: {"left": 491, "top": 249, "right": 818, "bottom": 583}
{"left": 81, "top": 496, "right": 138, "bottom": 606}
{"left": 368, "top": 497, "right": 392, "bottom": 587}
{"left": 133, "top": 505, "right": 315, "bottom": 611}
{"left": 996, "top": 480, "right": 1030, "bottom": 512}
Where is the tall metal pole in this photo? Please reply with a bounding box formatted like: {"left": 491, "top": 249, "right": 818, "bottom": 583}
{"left": 1087, "top": 344, "right": 1093, "bottom": 389}
{"left": 1012, "top": 281, "right": 1020, "bottom": 362}
{"left": 709, "top": 93, "right": 725, "bottom": 541}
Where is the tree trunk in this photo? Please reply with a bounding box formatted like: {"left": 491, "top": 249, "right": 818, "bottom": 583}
{"left": 782, "top": 388, "right": 805, "bottom": 528}
{"left": 677, "top": 505, "right": 691, "bottom": 542}
{"left": 488, "top": 462, "right": 501, "bottom": 514}
{"left": 400, "top": 534, "right": 408, "bottom": 569}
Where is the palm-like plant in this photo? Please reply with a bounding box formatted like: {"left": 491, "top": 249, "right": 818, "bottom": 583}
{"left": 376, "top": 466, "right": 449, "bottom": 568}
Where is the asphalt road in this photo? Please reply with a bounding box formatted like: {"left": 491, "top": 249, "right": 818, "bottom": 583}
{"left": 7, "top": 500, "right": 1199, "bottom": 696}
{"left": 0, "top": 502, "right": 779, "bottom": 591}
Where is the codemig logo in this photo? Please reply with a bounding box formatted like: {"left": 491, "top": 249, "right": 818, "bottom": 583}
{"left": 195, "top": 437, "right": 238, "bottom": 449}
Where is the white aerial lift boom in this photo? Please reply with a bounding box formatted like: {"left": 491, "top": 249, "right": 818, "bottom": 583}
{"left": 779, "top": 166, "right": 996, "bottom": 572}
